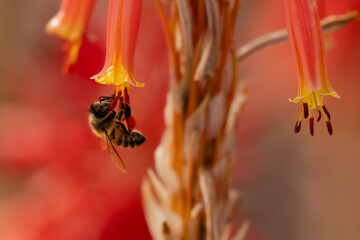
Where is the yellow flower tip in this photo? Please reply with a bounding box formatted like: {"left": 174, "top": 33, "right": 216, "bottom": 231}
{"left": 319, "top": 90, "right": 340, "bottom": 99}
{"left": 62, "top": 38, "right": 83, "bottom": 74}
{"left": 45, "top": 11, "right": 80, "bottom": 41}
{"left": 45, "top": 12, "right": 64, "bottom": 35}
{"left": 46, "top": 11, "right": 84, "bottom": 74}
{"left": 128, "top": 72, "right": 145, "bottom": 88}
{"left": 292, "top": 91, "right": 336, "bottom": 135}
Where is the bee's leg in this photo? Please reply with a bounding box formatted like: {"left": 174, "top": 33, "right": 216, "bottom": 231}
{"left": 99, "top": 96, "right": 106, "bottom": 103}
{"left": 99, "top": 95, "right": 114, "bottom": 103}
{"left": 124, "top": 104, "right": 137, "bottom": 132}
{"left": 99, "top": 111, "right": 117, "bottom": 126}
{"left": 123, "top": 87, "right": 136, "bottom": 132}
{"left": 109, "top": 93, "right": 123, "bottom": 110}
{"left": 117, "top": 121, "right": 131, "bottom": 135}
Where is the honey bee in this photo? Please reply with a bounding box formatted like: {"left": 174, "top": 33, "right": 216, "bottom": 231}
{"left": 89, "top": 95, "right": 146, "bottom": 172}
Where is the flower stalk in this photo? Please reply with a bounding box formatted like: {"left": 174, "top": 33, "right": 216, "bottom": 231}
{"left": 142, "top": 1, "right": 249, "bottom": 239}
{"left": 235, "top": 10, "right": 359, "bottom": 62}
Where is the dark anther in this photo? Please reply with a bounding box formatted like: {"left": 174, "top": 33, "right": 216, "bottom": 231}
{"left": 309, "top": 117, "right": 314, "bottom": 136}
{"left": 294, "top": 120, "right": 301, "bottom": 133}
{"left": 125, "top": 106, "right": 131, "bottom": 119}
{"left": 163, "top": 222, "right": 170, "bottom": 235}
{"left": 124, "top": 87, "right": 130, "bottom": 104}
{"left": 322, "top": 105, "right": 331, "bottom": 120}
{"left": 326, "top": 121, "right": 333, "bottom": 135}
{"left": 317, "top": 110, "right": 322, "bottom": 122}
{"left": 117, "top": 102, "right": 125, "bottom": 120}
{"left": 303, "top": 103, "right": 309, "bottom": 119}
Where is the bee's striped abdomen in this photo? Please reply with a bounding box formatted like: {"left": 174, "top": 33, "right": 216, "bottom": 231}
{"left": 131, "top": 131, "right": 146, "bottom": 147}
{"left": 113, "top": 130, "right": 146, "bottom": 148}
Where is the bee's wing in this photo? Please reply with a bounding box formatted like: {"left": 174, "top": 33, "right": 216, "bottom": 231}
{"left": 103, "top": 129, "right": 127, "bottom": 173}
{"left": 97, "top": 137, "right": 107, "bottom": 150}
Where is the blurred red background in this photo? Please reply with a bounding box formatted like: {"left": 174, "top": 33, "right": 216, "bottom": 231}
{"left": 0, "top": 0, "right": 359, "bottom": 240}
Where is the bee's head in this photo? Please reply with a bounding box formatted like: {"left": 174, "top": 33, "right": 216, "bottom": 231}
{"left": 89, "top": 101, "right": 111, "bottom": 119}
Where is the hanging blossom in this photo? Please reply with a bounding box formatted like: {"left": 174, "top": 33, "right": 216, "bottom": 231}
{"left": 46, "top": 0, "right": 96, "bottom": 73}
{"left": 47, "top": 0, "right": 144, "bottom": 128}
{"left": 283, "top": 0, "right": 339, "bottom": 135}
{"left": 91, "top": 0, "right": 144, "bottom": 97}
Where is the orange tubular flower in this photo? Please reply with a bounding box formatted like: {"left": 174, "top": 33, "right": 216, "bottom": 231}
{"left": 46, "top": 0, "right": 96, "bottom": 73}
{"left": 92, "top": 0, "right": 144, "bottom": 93}
{"left": 283, "top": 0, "right": 339, "bottom": 135}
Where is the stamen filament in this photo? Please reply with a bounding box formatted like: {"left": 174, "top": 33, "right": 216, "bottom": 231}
{"left": 115, "top": 85, "right": 120, "bottom": 96}
{"left": 299, "top": 103, "right": 304, "bottom": 122}
{"left": 312, "top": 91, "right": 322, "bottom": 122}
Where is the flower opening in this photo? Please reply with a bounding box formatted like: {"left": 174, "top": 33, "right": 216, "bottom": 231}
{"left": 283, "top": 0, "right": 339, "bottom": 135}
{"left": 91, "top": 0, "right": 144, "bottom": 88}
